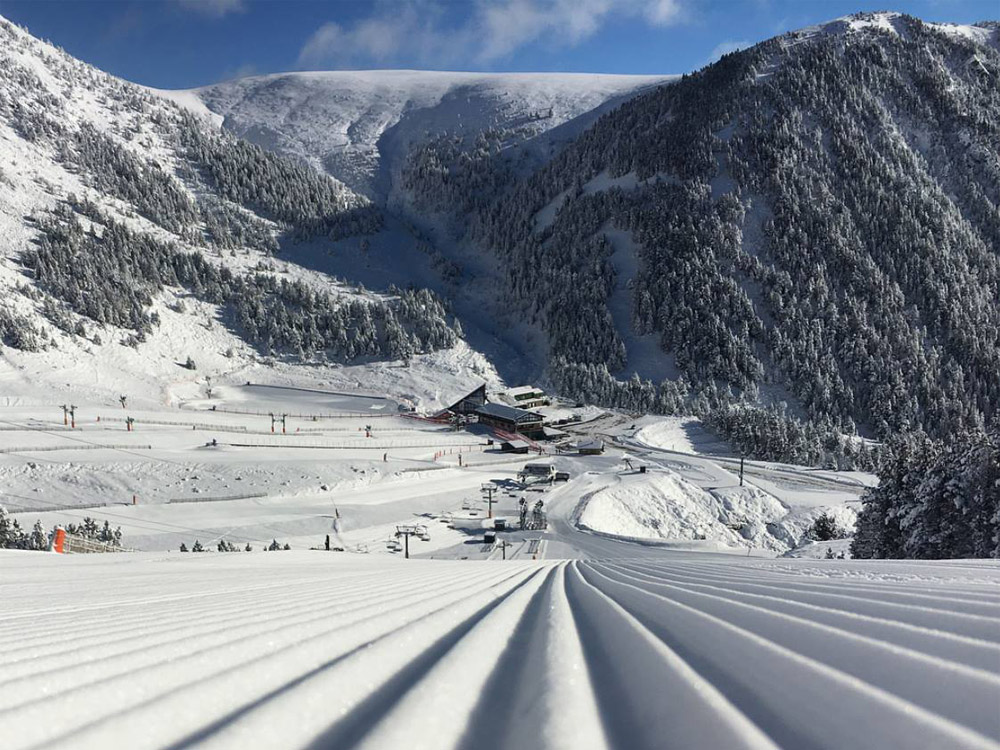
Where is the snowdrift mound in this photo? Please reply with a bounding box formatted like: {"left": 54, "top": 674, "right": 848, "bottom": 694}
{"left": 578, "top": 472, "right": 726, "bottom": 542}
{"left": 576, "top": 470, "right": 854, "bottom": 552}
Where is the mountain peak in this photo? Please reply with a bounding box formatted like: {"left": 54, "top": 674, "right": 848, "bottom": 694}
{"left": 783, "top": 10, "right": 998, "bottom": 50}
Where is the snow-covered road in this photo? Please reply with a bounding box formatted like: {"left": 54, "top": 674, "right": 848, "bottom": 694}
{"left": 2, "top": 549, "right": 998, "bottom": 750}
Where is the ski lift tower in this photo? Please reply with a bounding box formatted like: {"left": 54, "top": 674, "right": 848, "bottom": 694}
{"left": 481, "top": 483, "right": 498, "bottom": 518}
{"left": 395, "top": 524, "right": 423, "bottom": 559}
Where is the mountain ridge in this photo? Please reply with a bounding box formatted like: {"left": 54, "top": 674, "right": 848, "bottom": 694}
{"left": 0, "top": 10, "right": 997, "bottom": 450}
{"left": 0, "top": 13, "right": 494, "bottom": 412}
{"left": 187, "top": 68, "right": 675, "bottom": 201}
{"left": 460, "top": 10, "right": 999, "bottom": 439}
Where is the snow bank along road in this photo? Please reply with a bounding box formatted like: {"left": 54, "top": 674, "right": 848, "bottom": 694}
{"left": 2, "top": 550, "right": 998, "bottom": 750}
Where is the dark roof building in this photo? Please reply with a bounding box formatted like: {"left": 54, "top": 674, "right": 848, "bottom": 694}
{"left": 500, "top": 439, "right": 531, "bottom": 454}
{"left": 447, "top": 383, "right": 488, "bottom": 415}
{"left": 474, "top": 402, "right": 544, "bottom": 438}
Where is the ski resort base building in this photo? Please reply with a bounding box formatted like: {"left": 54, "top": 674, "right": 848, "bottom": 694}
{"left": 446, "top": 384, "right": 488, "bottom": 415}
{"left": 499, "top": 385, "right": 549, "bottom": 410}
{"left": 474, "top": 402, "right": 545, "bottom": 439}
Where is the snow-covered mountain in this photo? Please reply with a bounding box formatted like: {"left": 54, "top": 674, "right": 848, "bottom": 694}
{"left": 1, "top": 9, "right": 998, "bottom": 447}
{"left": 458, "top": 11, "right": 1000, "bottom": 442}
{"left": 189, "top": 70, "right": 673, "bottom": 201}
{"left": 0, "top": 15, "right": 492, "bottom": 409}
{"left": 0, "top": 11, "right": 674, "bottom": 409}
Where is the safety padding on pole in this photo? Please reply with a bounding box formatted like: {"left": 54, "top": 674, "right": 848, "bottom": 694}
{"left": 51, "top": 527, "right": 67, "bottom": 554}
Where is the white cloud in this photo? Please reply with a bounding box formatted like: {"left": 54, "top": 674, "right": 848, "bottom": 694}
{"left": 644, "top": 0, "right": 683, "bottom": 26}
{"left": 176, "top": 0, "right": 245, "bottom": 18}
{"left": 217, "top": 62, "right": 259, "bottom": 82}
{"left": 298, "top": 0, "right": 688, "bottom": 69}
{"left": 707, "top": 39, "right": 752, "bottom": 63}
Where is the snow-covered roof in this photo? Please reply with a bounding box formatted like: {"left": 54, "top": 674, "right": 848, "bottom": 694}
{"left": 505, "top": 385, "right": 545, "bottom": 397}
{"left": 476, "top": 402, "right": 543, "bottom": 423}
{"left": 501, "top": 439, "right": 531, "bottom": 448}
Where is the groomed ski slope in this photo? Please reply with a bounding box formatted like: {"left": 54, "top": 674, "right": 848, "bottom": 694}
{"left": 2, "top": 549, "right": 998, "bottom": 750}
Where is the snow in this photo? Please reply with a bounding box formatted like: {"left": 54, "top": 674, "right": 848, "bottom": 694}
{"left": 784, "top": 12, "right": 998, "bottom": 53}
{"left": 784, "top": 538, "right": 853, "bottom": 559}
{"left": 578, "top": 472, "right": 725, "bottom": 541}
{"left": 787, "top": 12, "right": 906, "bottom": 45}
{"left": 144, "top": 86, "right": 224, "bottom": 128}
{"left": 633, "top": 416, "right": 725, "bottom": 454}
{"left": 0, "top": 17, "right": 997, "bottom": 747}
{"left": 847, "top": 12, "right": 902, "bottom": 36}
{"left": 0, "top": 15, "right": 507, "bottom": 415}
{"left": 926, "top": 22, "right": 999, "bottom": 48}
{"left": 544, "top": 416, "right": 874, "bottom": 552}
{"left": 1, "top": 385, "right": 868, "bottom": 558}
{"left": 189, "top": 70, "right": 674, "bottom": 200}
{"left": 1, "top": 549, "right": 997, "bottom": 749}
{"left": 1, "top": 324, "right": 995, "bottom": 750}
{"left": 574, "top": 469, "right": 798, "bottom": 551}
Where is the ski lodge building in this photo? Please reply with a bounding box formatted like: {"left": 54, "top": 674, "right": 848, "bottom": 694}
{"left": 446, "top": 383, "right": 488, "bottom": 415}
{"left": 443, "top": 382, "right": 547, "bottom": 439}
{"left": 473, "top": 402, "right": 545, "bottom": 439}
{"left": 499, "top": 385, "right": 548, "bottom": 410}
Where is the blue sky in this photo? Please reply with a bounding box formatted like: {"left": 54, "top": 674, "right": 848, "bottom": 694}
{"left": 0, "top": 0, "right": 995, "bottom": 88}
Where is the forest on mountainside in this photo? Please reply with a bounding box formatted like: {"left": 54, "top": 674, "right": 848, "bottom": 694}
{"left": 852, "top": 428, "right": 999, "bottom": 559}
{"left": 20, "top": 205, "right": 458, "bottom": 362}
{"left": 412, "top": 15, "right": 1000, "bottom": 447}
{"left": 0, "top": 14, "right": 465, "bottom": 366}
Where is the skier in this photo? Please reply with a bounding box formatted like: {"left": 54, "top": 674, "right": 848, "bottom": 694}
{"left": 325, "top": 534, "right": 330, "bottom": 551}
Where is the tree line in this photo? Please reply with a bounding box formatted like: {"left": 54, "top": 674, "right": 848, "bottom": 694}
{"left": 852, "top": 429, "right": 999, "bottom": 559}
{"left": 461, "top": 15, "right": 998, "bottom": 451}
{"left": 21, "top": 205, "right": 459, "bottom": 362}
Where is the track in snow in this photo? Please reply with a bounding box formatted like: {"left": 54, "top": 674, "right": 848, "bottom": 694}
{"left": 1, "top": 550, "right": 998, "bottom": 750}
